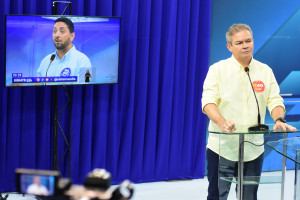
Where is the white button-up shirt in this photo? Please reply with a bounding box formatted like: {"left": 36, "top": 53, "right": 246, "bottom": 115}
{"left": 37, "top": 45, "right": 91, "bottom": 80}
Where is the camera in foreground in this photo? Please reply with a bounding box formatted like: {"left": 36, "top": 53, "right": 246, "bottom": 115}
{"left": 15, "top": 168, "right": 134, "bottom": 200}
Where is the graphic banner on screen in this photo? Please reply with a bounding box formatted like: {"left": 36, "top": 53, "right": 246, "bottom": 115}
{"left": 5, "top": 15, "right": 120, "bottom": 87}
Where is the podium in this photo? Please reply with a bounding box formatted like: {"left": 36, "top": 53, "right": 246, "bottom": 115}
{"left": 267, "top": 137, "right": 300, "bottom": 200}
{"left": 209, "top": 126, "right": 300, "bottom": 200}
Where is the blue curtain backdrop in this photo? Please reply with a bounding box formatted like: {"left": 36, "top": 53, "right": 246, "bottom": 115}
{"left": 0, "top": 0, "right": 210, "bottom": 191}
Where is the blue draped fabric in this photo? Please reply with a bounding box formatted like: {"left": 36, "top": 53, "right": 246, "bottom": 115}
{"left": 0, "top": 0, "right": 210, "bottom": 191}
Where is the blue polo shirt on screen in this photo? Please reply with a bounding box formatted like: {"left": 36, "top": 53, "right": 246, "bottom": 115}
{"left": 37, "top": 45, "right": 91, "bottom": 80}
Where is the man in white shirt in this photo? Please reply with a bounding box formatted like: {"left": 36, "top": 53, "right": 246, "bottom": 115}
{"left": 37, "top": 17, "right": 91, "bottom": 83}
{"left": 27, "top": 176, "right": 49, "bottom": 196}
{"left": 201, "top": 24, "right": 296, "bottom": 200}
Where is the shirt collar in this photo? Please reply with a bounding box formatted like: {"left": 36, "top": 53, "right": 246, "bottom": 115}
{"left": 230, "top": 55, "right": 254, "bottom": 71}
{"left": 248, "top": 57, "right": 254, "bottom": 69}
{"left": 55, "top": 45, "right": 76, "bottom": 61}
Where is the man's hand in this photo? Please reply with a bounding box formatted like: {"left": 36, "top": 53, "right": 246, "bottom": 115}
{"left": 273, "top": 121, "right": 297, "bottom": 132}
{"left": 219, "top": 120, "right": 236, "bottom": 133}
{"left": 203, "top": 104, "right": 236, "bottom": 133}
{"left": 271, "top": 106, "right": 297, "bottom": 132}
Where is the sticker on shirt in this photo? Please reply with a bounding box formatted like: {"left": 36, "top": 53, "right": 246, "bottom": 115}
{"left": 252, "top": 80, "right": 265, "bottom": 93}
{"left": 60, "top": 68, "right": 71, "bottom": 77}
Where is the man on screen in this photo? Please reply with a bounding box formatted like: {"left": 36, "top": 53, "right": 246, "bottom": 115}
{"left": 27, "top": 176, "right": 49, "bottom": 196}
{"left": 37, "top": 17, "right": 91, "bottom": 79}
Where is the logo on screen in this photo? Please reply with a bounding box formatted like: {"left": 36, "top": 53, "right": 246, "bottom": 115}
{"left": 61, "top": 68, "right": 71, "bottom": 77}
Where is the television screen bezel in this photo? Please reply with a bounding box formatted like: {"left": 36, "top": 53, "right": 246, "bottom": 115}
{"left": 4, "top": 14, "right": 121, "bottom": 87}
{"left": 15, "top": 168, "right": 59, "bottom": 196}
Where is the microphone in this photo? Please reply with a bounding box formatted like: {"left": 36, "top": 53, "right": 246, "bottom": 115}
{"left": 244, "top": 67, "right": 269, "bottom": 132}
{"left": 45, "top": 54, "right": 56, "bottom": 77}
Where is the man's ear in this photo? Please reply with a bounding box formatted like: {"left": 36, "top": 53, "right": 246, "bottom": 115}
{"left": 71, "top": 32, "right": 75, "bottom": 41}
{"left": 226, "top": 43, "right": 232, "bottom": 52}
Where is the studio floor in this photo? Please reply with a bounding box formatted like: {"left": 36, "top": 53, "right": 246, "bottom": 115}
{"left": 131, "top": 170, "right": 295, "bottom": 200}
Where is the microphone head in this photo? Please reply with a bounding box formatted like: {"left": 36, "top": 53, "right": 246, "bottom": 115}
{"left": 50, "top": 54, "right": 56, "bottom": 62}
{"left": 244, "top": 67, "right": 249, "bottom": 73}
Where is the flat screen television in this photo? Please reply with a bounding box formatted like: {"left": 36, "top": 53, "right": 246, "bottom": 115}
{"left": 5, "top": 15, "right": 120, "bottom": 87}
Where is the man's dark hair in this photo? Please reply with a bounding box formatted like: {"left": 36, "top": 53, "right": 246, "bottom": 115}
{"left": 55, "top": 17, "right": 74, "bottom": 33}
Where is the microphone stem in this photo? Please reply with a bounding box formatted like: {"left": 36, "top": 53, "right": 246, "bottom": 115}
{"left": 46, "top": 61, "right": 52, "bottom": 77}
{"left": 246, "top": 73, "right": 261, "bottom": 125}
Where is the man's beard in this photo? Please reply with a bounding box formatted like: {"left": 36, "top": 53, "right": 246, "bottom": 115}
{"left": 54, "top": 38, "right": 71, "bottom": 50}
{"left": 55, "top": 42, "right": 67, "bottom": 50}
